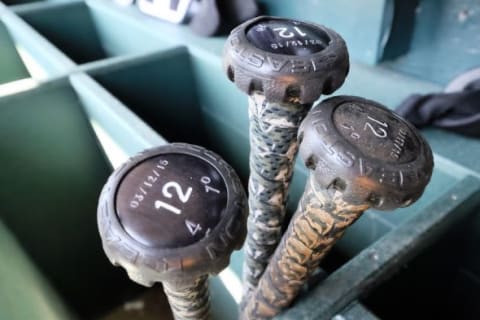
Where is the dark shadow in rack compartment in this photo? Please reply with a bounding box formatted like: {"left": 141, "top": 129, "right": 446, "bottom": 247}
{"left": 3, "top": 0, "right": 44, "bottom": 5}
{"left": 363, "top": 211, "right": 480, "bottom": 320}
{"left": 88, "top": 49, "right": 210, "bottom": 151}
{"left": 19, "top": 2, "right": 108, "bottom": 64}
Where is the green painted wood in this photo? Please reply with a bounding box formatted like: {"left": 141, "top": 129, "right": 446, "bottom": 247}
{"left": 69, "top": 72, "right": 166, "bottom": 163}
{"left": 363, "top": 207, "right": 480, "bottom": 319}
{"left": 381, "top": 0, "right": 419, "bottom": 61}
{"left": 18, "top": 1, "right": 107, "bottom": 64}
{"left": 256, "top": 0, "right": 394, "bottom": 64}
{"left": 87, "top": 0, "right": 176, "bottom": 56}
{"left": 422, "top": 128, "right": 480, "bottom": 175}
{"left": 11, "top": 0, "right": 183, "bottom": 68}
{"left": 0, "top": 80, "right": 142, "bottom": 318}
{"left": 87, "top": 48, "right": 205, "bottom": 147}
{"left": 383, "top": 0, "right": 480, "bottom": 84}
{"left": 335, "top": 61, "right": 441, "bottom": 107}
{"left": 0, "top": 20, "right": 29, "bottom": 83}
{"left": 0, "top": 220, "right": 73, "bottom": 320}
{"left": 3, "top": 0, "right": 44, "bottom": 5}
{"left": 2, "top": 0, "right": 44, "bottom": 5}
{"left": 1, "top": 1, "right": 75, "bottom": 77}
{"left": 5, "top": 0, "right": 71, "bottom": 7}
{"left": 335, "top": 302, "right": 380, "bottom": 320}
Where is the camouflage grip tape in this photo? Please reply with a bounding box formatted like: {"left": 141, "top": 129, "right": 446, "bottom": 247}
{"left": 243, "top": 93, "right": 311, "bottom": 294}
{"left": 163, "top": 275, "right": 210, "bottom": 320}
{"left": 242, "top": 174, "right": 369, "bottom": 319}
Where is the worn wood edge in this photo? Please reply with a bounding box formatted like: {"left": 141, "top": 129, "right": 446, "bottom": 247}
{"left": 334, "top": 301, "right": 381, "bottom": 320}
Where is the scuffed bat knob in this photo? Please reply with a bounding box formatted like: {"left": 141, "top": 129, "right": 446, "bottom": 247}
{"left": 97, "top": 143, "right": 247, "bottom": 287}
{"left": 223, "top": 16, "right": 349, "bottom": 104}
{"left": 298, "top": 96, "right": 434, "bottom": 210}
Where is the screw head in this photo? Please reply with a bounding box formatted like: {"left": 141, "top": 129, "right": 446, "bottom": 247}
{"left": 299, "top": 96, "right": 434, "bottom": 210}
{"left": 98, "top": 143, "right": 247, "bottom": 286}
{"left": 223, "top": 16, "right": 350, "bottom": 104}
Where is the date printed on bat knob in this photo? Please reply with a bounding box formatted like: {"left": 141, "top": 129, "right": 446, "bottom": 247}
{"left": 130, "top": 159, "right": 169, "bottom": 209}
{"left": 246, "top": 19, "right": 330, "bottom": 55}
{"left": 115, "top": 154, "right": 228, "bottom": 248}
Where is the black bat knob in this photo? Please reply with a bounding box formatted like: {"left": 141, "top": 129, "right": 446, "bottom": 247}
{"left": 299, "top": 96, "right": 434, "bottom": 210}
{"left": 98, "top": 143, "right": 247, "bottom": 286}
{"left": 223, "top": 16, "right": 350, "bottom": 103}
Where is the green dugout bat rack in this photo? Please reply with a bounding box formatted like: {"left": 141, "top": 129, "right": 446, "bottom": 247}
{"left": 0, "top": 0, "right": 479, "bottom": 319}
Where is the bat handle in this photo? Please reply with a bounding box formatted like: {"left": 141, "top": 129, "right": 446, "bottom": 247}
{"left": 242, "top": 174, "right": 368, "bottom": 319}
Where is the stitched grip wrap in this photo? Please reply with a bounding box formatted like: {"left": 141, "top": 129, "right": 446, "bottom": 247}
{"left": 163, "top": 276, "right": 210, "bottom": 320}
{"left": 243, "top": 93, "right": 311, "bottom": 295}
{"left": 223, "top": 17, "right": 350, "bottom": 299}
{"left": 242, "top": 175, "right": 368, "bottom": 319}
{"left": 242, "top": 95, "right": 434, "bottom": 319}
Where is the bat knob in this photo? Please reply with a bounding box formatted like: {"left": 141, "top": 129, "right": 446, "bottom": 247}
{"left": 223, "top": 16, "right": 350, "bottom": 103}
{"left": 298, "top": 96, "right": 434, "bottom": 210}
{"left": 97, "top": 143, "right": 247, "bottom": 286}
